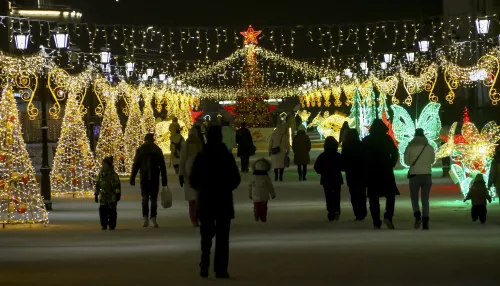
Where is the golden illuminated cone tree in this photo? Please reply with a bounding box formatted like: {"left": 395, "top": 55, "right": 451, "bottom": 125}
{"left": 51, "top": 93, "right": 96, "bottom": 197}
{"left": 124, "top": 92, "right": 145, "bottom": 171}
{"left": 0, "top": 87, "right": 48, "bottom": 224}
{"left": 95, "top": 93, "right": 127, "bottom": 175}
{"left": 143, "top": 91, "right": 156, "bottom": 135}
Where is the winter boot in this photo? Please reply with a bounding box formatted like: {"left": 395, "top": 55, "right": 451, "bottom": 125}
{"left": 422, "top": 217, "right": 429, "bottom": 230}
{"left": 150, "top": 217, "right": 159, "bottom": 228}
{"left": 215, "top": 272, "right": 230, "bottom": 279}
{"left": 199, "top": 263, "right": 209, "bottom": 278}
{"left": 302, "top": 176, "right": 307, "bottom": 181}
{"left": 414, "top": 211, "right": 422, "bottom": 229}
{"left": 142, "top": 217, "right": 149, "bottom": 227}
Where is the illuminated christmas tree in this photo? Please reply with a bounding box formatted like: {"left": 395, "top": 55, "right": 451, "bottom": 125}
{"left": 0, "top": 87, "right": 48, "bottom": 225}
{"left": 142, "top": 89, "right": 156, "bottom": 135}
{"left": 123, "top": 91, "right": 145, "bottom": 172}
{"left": 234, "top": 26, "right": 271, "bottom": 128}
{"left": 51, "top": 93, "right": 96, "bottom": 197}
{"left": 95, "top": 93, "right": 127, "bottom": 175}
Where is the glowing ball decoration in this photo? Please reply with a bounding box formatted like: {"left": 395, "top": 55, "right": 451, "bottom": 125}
{"left": 391, "top": 103, "right": 441, "bottom": 168}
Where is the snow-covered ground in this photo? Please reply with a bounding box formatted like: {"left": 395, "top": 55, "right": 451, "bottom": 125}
{"left": 1, "top": 169, "right": 499, "bottom": 286}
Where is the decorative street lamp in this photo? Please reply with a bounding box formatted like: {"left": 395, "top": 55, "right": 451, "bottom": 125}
{"left": 125, "top": 61, "right": 135, "bottom": 76}
{"left": 159, "top": 73, "right": 166, "bottom": 81}
{"left": 52, "top": 30, "right": 68, "bottom": 49}
{"left": 380, "top": 62, "right": 388, "bottom": 70}
{"left": 14, "top": 30, "right": 30, "bottom": 50}
{"left": 476, "top": 17, "right": 490, "bottom": 35}
{"left": 344, "top": 68, "right": 351, "bottom": 76}
{"left": 406, "top": 52, "right": 415, "bottom": 62}
{"left": 418, "top": 39, "right": 430, "bottom": 52}
{"left": 383, "top": 53, "right": 393, "bottom": 63}
{"left": 142, "top": 73, "right": 149, "bottom": 81}
{"left": 100, "top": 49, "right": 111, "bottom": 64}
{"left": 360, "top": 61, "right": 367, "bottom": 71}
{"left": 167, "top": 76, "right": 173, "bottom": 84}
{"left": 146, "top": 68, "right": 155, "bottom": 77}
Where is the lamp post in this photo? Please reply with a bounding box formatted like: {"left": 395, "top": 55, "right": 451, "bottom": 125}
{"left": 14, "top": 30, "right": 30, "bottom": 50}
{"left": 52, "top": 30, "right": 68, "bottom": 49}
{"left": 100, "top": 49, "right": 111, "bottom": 65}
{"left": 40, "top": 69, "right": 52, "bottom": 210}
{"left": 406, "top": 52, "right": 415, "bottom": 63}
{"left": 383, "top": 53, "right": 393, "bottom": 63}
{"left": 146, "top": 68, "right": 155, "bottom": 78}
{"left": 125, "top": 61, "right": 135, "bottom": 77}
{"left": 475, "top": 17, "right": 490, "bottom": 35}
{"left": 418, "top": 39, "right": 430, "bottom": 52}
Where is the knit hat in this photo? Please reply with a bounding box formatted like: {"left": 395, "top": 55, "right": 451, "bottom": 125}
{"left": 297, "top": 125, "right": 306, "bottom": 132}
{"left": 102, "top": 156, "right": 114, "bottom": 167}
{"left": 415, "top": 128, "right": 425, "bottom": 137}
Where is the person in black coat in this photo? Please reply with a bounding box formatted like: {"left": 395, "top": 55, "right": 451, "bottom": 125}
{"left": 314, "top": 136, "right": 344, "bottom": 221}
{"left": 235, "top": 122, "right": 255, "bottom": 173}
{"left": 190, "top": 126, "right": 241, "bottom": 279}
{"left": 130, "top": 133, "right": 168, "bottom": 228}
{"left": 362, "top": 119, "right": 399, "bottom": 229}
{"left": 339, "top": 121, "right": 350, "bottom": 147}
{"left": 342, "top": 129, "right": 367, "bottom": 220}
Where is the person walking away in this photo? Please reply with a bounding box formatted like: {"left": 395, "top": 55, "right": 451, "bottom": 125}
{"left": 342, "top": 129, "right": 367, "bottom": 221}
{"left": 269, "top": 122, "right": 290, "bottom": 181}
{"left": 314, "top": 137, "right": 344, "bottom": 221}
{"left": 130, "top": 133, "right": 168, "bottom": 228}
{"left": 292, "top": 125, "right": 311, "bottom": 181}
{"left": 190, "top": 126, "right": 241, "bottom": 279}
{"left": 249, "top": 158, "right": 275, "bottom": 222}
{"left": 95, "top": 156, "right": 121, "bottom": 230}
{"left": 465, "top": 174, "right": 492, "bottom": 224}
{"left": 362, "top": 119, "right": 399, "bottom": 229}
{"left": 404, "top": 128, "right": 435, "bottom": 230}
{"left": 235, "top": 122, "right": 254, "bottom": 172}
{"left": 487, "top": 145, "right": 500, "bottom": 199}
{"left": 170, "top": 123, "right": 185, "bottom": 174}
{"left": 179, "top": 127, "right": 204, "bottom": 227}
{"left": 339, "top": 121, "right": 350, "bottom": 147}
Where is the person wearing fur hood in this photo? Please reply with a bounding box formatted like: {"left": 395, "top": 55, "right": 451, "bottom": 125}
{"left": 249, "top": 158, "right": 276, "bottom": 222}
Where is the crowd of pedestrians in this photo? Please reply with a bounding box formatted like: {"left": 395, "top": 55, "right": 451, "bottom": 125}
{"left": 91, "top": 115, "right": 500, "bottom": 279}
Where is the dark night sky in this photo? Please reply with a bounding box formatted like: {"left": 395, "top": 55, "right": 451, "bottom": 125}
{"left": 65, "top": 0, "right": 443, "bottom": 26}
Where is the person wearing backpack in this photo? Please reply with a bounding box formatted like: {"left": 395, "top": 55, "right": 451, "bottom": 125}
{"left": 404, "top": 128, "right": 436, "bottom": 230}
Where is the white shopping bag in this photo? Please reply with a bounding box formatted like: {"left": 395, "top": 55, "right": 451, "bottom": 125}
{"left": 161, "top": 186, "right": 172, "bottom": 209}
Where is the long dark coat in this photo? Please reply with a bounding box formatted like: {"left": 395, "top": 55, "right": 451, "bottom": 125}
{"left": 235, "top": 127, "right": 254, "bottom": 157}
{"left": 190, "top": 142, "right": 241, "bottom": 219}
{"left": 292, "top": 130, "right": 311, "bottom": 165}
{"left": 362, "top": 121, "right": 399, "bottom": 198}
{"left": 342, "top": 139, "right": 365, "bottom": 188}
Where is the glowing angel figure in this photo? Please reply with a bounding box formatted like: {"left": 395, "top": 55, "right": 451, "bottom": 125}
{"left": 391, "top": 102, "right": 442, "bottom": 168}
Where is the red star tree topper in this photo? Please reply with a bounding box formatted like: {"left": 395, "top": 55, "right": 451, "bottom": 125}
{"left": 240, "top": 25, "right": 262, "bottom": 45}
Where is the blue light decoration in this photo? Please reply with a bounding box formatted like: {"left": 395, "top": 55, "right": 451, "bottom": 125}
{"left": 391, "top": 102, "right": 442, "bottom": 168}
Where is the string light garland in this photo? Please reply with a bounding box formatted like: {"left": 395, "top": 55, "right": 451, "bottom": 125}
{"left": 391, "top": 102, "right": 441, "bottom": 168}
{"left": 297, "top": 110, "right": 311, "bottom": 127}
{"left": 51, "top": 93, "right": 96, "bottom": 197}
{"left": 440, "top": 53, "right": 499, "bottom": 104}
{"left": 120, "top": 83, "right": 146, "bottom": 171}
{"left": 0, "top": 87, "right": 48, "bottom": 225}
{"left": 400, "top": 63, "right": 438, "bottom": 106}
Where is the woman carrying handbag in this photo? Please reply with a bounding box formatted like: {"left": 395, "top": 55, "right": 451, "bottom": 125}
{"left": 404, "top": 128, "right": 436, "bottom": 230}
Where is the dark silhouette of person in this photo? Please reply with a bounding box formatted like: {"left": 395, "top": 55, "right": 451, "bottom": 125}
{"left": 235, "top": 122, "right": 254, "bottom": 173}
{"left": 362, "top": 119, "right": 399, "bottom": 229}
{"left": 339, "top": 121, "right": 350, "bottom": 147}
{"left": 292, "top": 125, "right": 311, "bottom": 181}
{"left": 190, "top": 126, "right": 241, "bottom": 279}
{"left": 342, "top": 128, "right": 367, "bottom": 220}
{"left": 130, "top": 133, "right": 168, "bottom": 228}
{"left": 314, "top": 136, "right": 344, "bottom": 221}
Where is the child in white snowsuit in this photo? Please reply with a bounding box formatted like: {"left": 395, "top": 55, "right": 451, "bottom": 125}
{"left": 464, "top": 174, "right": 492, "bottom": 224}
{"left": 249, "top": 158, "right": 276, "bottom": 222}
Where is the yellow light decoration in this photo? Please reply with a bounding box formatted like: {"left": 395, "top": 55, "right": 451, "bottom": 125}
{"left": 95, "top": 90, "right": 128, "bottom": 176}
{"left": 372, "top": 75, "right": 399, "bottom": 105}
{"left": 400, "top": 63, "right": 438, "bottom": 106}
{"left": 120, "top": 84, "right": 146, "bottom": 172}
{"left": 51, "top": 92, "right": 96, "bottom": 197}
{"left": 155, "top": 119, "right": 188, "bottom": 154}
{"left": 358, "top": 80, "right": 374, "bottom": 106}
{"left": 47, "top": 67, "right": 94, "bottom": 119}
{"left": 331, "top": 86, "right": 342, "bottom": 107}
{"left": 0, "top": 87, "right": 48, "bottom": 225}
{"left": 199, "top": 85, "right": 298, "bottom": 100}
{"left": 322, "top": 88, "right": 332, "bottom": 107}
{"left": 297, "top": 110, "right": 311, "bottom": 124}
{"left": 436, "top": 122, "right": 458, "bottom": 159}
{"left": 441, "top": 54, "right": 499, "bottom": 104}
{"left": 138, "top": 84, "right": 156, "bottom": 135}
{"left": 92, "top": 76, "right": 108, "bottom": 117}
{"left": 308, "top": 111, "right": 353, "bottom": 141}
{"left": 455, "top": 121, "right": 500, "bottom": 171}
{"left": 343, "top": 83, "right": 357, "bottom": 106}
